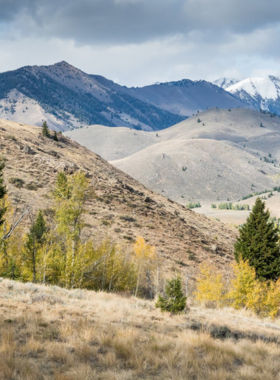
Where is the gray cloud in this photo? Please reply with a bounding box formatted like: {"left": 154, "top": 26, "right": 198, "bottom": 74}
{"left": 0, "top": 0, "right": 280, "bottom": 85}
{"left": 1, "top": 0, "right": 280, "bottom": 44}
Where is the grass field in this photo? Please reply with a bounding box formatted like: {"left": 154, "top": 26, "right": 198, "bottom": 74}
{"left": 1, "top": 278, "right": 280, "bottom": 379}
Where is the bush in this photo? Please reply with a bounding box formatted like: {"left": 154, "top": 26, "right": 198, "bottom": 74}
{"left": 186, "top": 201, "right": 201, "bottom": 209}
{"left": 156, "top": 276, "right": 186, "bottom": 314}
{"left": 8, "top": 177, "right": 25, "bottom": 188}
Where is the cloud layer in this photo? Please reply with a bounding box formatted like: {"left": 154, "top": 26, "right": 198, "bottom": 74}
{"left": 0, "top": 0, "right": 280, "bottom": 85}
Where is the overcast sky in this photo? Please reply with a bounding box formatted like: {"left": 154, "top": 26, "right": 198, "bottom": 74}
{"left": 0, "top": 0, "right": 280, "bottom": 86}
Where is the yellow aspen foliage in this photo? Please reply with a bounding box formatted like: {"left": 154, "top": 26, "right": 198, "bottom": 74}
{"left": 263, "top": 280, "right": 280, "bottom": 318}
{"left": 228, "top": 259, "right": 259, "bottom": 309}
{"left": 83, "top": 239, "right": 137, "bottom": 292}
{"left": 53, "top": 171, "right": 90, "bottom": 288}
{"left": 195, "top": 263, "right": 225, "bottom": 307}
{"left": 133, "top": 236, "right": 160, "bottom": 298}
{"left": 228, "top": 259, "right": 280, "bottom": 317}
{"left": 228, "top": 259, "right": 267, "bottom": 314}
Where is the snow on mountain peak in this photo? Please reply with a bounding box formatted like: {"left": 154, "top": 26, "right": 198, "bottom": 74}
{"left": 227, "top": 76, "right": 280, "bottom": 101}
{"left": 213, "top": 78, "right": 240, "bottom": 89}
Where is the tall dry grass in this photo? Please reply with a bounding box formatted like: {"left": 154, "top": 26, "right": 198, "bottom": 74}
{"left": 1, "top": 278, "right": 280, "bottom": 379}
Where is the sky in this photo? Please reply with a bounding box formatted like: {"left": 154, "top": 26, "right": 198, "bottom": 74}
{"left": 0, "top": 0, "right": 280, "bottom": 87}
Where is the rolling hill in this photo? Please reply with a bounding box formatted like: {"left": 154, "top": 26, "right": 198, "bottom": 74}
{"left": 66, "top": 108, "right": 280, "bottom": 203}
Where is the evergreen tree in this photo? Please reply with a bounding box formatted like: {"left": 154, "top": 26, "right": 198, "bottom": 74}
{"left": 156, "top": 276, "right": 186, "bottom": 313}
{"left": 53, "top": 131, "right": 58, "bottom": 141}
{"left": 25, "top": 210, "right": 47, "bottom": 282}
{"left": 234, "top": 197, "right": 280, "bottom": 281}
{"left": 42, "top": 121, "right": 50, "bottom": 138}
{"left": 0, "top": 157, "right": 7, "bottom": 227}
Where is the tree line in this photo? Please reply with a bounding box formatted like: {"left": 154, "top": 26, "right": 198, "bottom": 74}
{"left": 0, "top": 163, "right": 161, "bottom": 298}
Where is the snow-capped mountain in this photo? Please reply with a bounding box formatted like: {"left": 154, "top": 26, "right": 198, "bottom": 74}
{"left": 213, "top": 78, "right": 240, "bottom": 89}
{"left": 226, "top": 76, "right": 280, "bottom": 114}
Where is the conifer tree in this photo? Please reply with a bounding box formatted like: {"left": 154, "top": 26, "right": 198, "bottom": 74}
{"left": 156, "top": 276, "right": 186, "bottom": 313}
{"left": 53, "top": 131, "right": 58, "bottom": 141}
{"left": 24, "top": 210, "right": 47, "bottom": 282}
{"left": 234, "top": 197, "right": 280, "bottom": 281}
{"left": 42, "top": 121, "right": 50, "bottom": 138}
{"left": 0, "top": 157, "right": 7, "bottom": 227}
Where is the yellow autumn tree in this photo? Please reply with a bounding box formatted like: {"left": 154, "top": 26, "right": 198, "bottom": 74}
{"left": 82, "top": 239, "right": 137, "bottom": 292}
{"left": 195, "top": 263, "right": 226, "bottom": 307}
{"left": 52, "top": 171, "right": 90, "bottom": 288}
{"left": 228, "top": 259, "right": 266, "bottom": 314}
{"left": 133, "top": 236, "right": 160, "bottom": 298}
{"left": 264, "top": 279, "right": 280, "bottom": 318}
{"left": 229, "top": 259, "right": 280, "bottom": 317}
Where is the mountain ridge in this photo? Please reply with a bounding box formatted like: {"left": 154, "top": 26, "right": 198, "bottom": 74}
{"left": 0, "top": 61, "right": 249, "bottom": 131}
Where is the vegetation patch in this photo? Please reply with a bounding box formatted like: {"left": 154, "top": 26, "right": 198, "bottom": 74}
{"left": 8, "top": 177, "right": 25, "bottom": 188}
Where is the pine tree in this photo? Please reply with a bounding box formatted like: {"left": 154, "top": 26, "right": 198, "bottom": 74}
{"left": 156, "top": 276, "right": 186, "bottom": 313}
{"left": 0, "top": 157, "right": 7, "bottom": 227}
{"left": 234, "top": 197, "right": 280, "bottom": 281}
{"left": 42, "top": 121, "right": 50, "bottom": 138}
{"left": 24, "top": 210, "right": 47, "bottom": 282}
{"left": 53, "top": 131, "right": 58, "bottom": 141}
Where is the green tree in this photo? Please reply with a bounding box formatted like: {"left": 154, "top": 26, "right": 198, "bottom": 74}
{"left": 24, "top": 210, "right": 47, "bottom": 282}
{"left": 53, "top": 131, "right": 58, "bottom": 141}
{"left": 42, "top": 121, "right": 50, "bottom": 138}
{"left": 156, "top": 276, "right": 187, "bottom": 313}
{"left": 0, "top": 157, "right": 7, "bottom": 227}
{"left": 234, "top": 197, "right": 280, "bottom": 281}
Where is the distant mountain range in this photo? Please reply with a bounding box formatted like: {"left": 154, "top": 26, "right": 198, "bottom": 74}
{"left": 0, "top": 62, "right": 279, "bottom": 131}
{"left": 0, "top": 61, "right": 248, "bottom": 131}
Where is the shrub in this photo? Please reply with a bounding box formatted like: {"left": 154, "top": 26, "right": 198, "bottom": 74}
{"left": 156, "top": 276, "right": 186, "bottom": 314}
{"left": 120, "top": 215, "right": 137, "bottom": 223}
{"left": 186, "top": 201, "right": 201, "bottom": 209}
{"left": 8, "top": 177, "right": 25, "bottom": 188}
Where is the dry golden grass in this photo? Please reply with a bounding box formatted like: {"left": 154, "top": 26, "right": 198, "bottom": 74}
{"left": 1, "top": 278, "right": 280, "bottom": 379}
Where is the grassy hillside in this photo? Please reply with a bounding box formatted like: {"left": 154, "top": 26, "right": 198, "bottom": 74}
{"left": 0, "top": 118, "right": 236, "bottom": 279}
{"left": 1, "top": 278, "right": 280, "bottom": 380}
